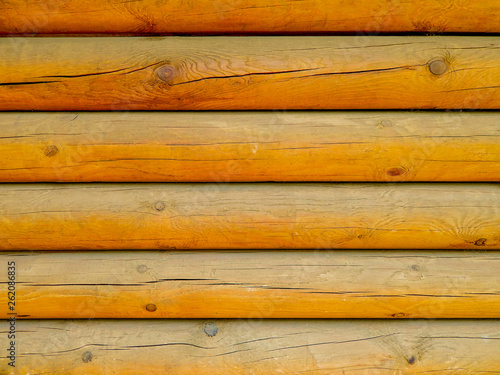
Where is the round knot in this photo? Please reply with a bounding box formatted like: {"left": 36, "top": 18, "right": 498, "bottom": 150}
{"left": 380, "top": 119, "right": 393, "bottom": 128}
{"left": 386, "top": 167, "right": 406, "bottom": 177}
{"left": 203, "top": 322, "right": 219, "bottom": 337}
{"left": 475, "top": 238, "right": 487, "bottom": 246}
{"left": 156, "top": 65, "right": 177, "bottom": 83}
{"left": 44, "top": 145, "right": 59, "bottom": 157}
{"left": 154, "top": 201, "right": 166, "bottom": 212}
{"left": 429, "top": 59, "right": 448, "bottom": 75}
{"left": 81, "top": 351, "right": 93, "bottom": 363}
{"left": 137, "top": 264, "right": 148, "bottom": 273}
{"left": 392, "top": 312, "right": 406, "bottom": 318}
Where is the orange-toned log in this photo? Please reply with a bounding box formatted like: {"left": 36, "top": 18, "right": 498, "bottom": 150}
{"left": 0, "top": 0, "right": 499, "bottom": 34}
{"left": 1, "top": 112, "right": 500, "bottom": 182}
{"left": 2, "top": 251, "right": 500, "bottom": 319}
{"left": 0, "top": 184, "right": 499, "bottom": 250}
{"left": 2, "top": 319, "right": 500, "bottom": 374}
{"left": 1, "top": 37, "right": 499, "bottom": 110}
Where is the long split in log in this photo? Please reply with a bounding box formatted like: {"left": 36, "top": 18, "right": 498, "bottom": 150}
{"left": 0, "top": 112, "right": 499, "bottom": 182}
{"left": 1, "top": 37, "right": 499, "bottom": 110}
{"left": 2, "top": 251, "right": 500, "bottom": 319}
{"left": 2, "top": 319, "right": 500, "bottom": 374}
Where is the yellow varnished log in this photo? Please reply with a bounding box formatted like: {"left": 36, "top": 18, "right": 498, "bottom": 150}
{"left": 0, "top": 0, "right": 499, "bottom": 34}
{"left": 1, "top": 319, "right": 500, "bottom": 374}
{"left": 0, "top": 184, "right": 498, "bottom": 250}
{"left": 0, "top": 112, "right": 499, "bottom": 182}
{"left": 1, "top": 251, "right": 500, "bottom": 319}
{"left": 0, "top": 37, "right": 499, "bottom": 110}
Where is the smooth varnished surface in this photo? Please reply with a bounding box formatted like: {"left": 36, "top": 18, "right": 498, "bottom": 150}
{"left": 0, "top": 184, "right": 498, "bottom": 250}
{"left": 2, "top": 251, "right": 500, "bottom": 319}
{"left": 0, "top": 112, "right": 499, "bottom": 182}
{"left": 1, "top": 37, "right": 499, "bottom": 110}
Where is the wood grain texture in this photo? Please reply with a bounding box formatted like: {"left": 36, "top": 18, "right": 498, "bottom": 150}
{"left": 0, "top": 184, "right": 499, "bottom": 250}
{"left": 0, "top": 0, "right": 499, "bottom": 34}
{"left": 2, "top": 319, "right": 500, "bottom": 374}
{"left": 2, "top": 251, "right": 500, "bottom": 319}
{"left": 1, "top": 112, "right": 499, "bottom": 182}
{"left": 1, "top": 37, "right": 499, "bottom": 110}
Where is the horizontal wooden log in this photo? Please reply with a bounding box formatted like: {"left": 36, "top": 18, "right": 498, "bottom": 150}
{"left": 2, "top": 251, "right": 500, "bottom": 319}
{"left": 2, "top": 319, "right": 500, "bottom": 374}
{"left": 1, "top": 112, "right": 499, "bottom": 182}
{"left": 0, "top": 184, "right": 498, "bottom": 250}
{"left": 1, "top": 0, "right": 499, "bottom": 34}
{"left": 1, "top": 37, "right": 499, "bottom": 110}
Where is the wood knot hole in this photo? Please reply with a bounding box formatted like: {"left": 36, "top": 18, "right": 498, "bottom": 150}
{"left": 146, "top": 303, "right": 157, "bottom": 312}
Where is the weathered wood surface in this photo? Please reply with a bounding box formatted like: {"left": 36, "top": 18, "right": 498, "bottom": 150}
{"left": 1, "top": 112, "right": 499, "bottom": 182}
{"left": 2, "top": 251, "right": 500, "bottom": 319}
{"left": 1, "top": 319, "right": 500, "bottom": 374}
{"left": 0, "top": 184, "right": 498, "bottom": 250}
{"left": 0, "top": 0, "right": 499, "bottom": 34}
{"left": 1, "top": 37, "right": 499, "bottom": 110}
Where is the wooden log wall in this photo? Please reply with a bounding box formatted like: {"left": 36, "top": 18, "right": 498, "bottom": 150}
{"left": 1, "top": 1, "right": 500, "bottom": 373}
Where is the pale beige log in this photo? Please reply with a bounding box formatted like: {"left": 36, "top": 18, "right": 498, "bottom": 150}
{"left": 0, "top": 112, "right": 499, "bottom": 182}
{"left": 1, "top": 251, "right": 500, "bottom": 319}
{"left": 0, "top": 184, "right": 499, "bottom": 250}
{"left": 1, "top": 319, "right": 500, "bottom": 374}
